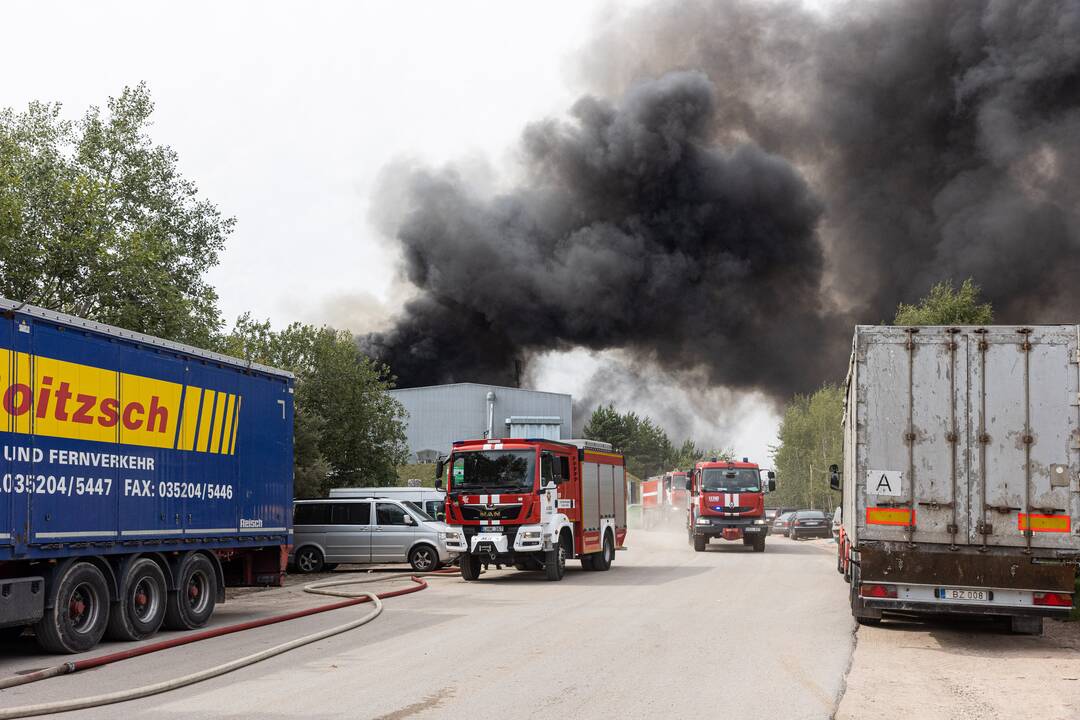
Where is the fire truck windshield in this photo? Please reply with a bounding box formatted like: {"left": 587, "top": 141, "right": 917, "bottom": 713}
{"left": 450, "top": 450, "right": 536, "bottom": 492}
{"left": 701, "top": 468, "right": 761, "bottom": 492}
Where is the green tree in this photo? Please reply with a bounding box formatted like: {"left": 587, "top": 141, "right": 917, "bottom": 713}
{"left": 221, "top": 314, "right": 410, "bottom": 496}
{"left": 584, "top": 404, "right": 676, "bottom": 478}
{"left": 894, "top": 278, "right": 993, "bottom": 326}
{"left": 771, "top": 383, "right": 844, "bottom": 510}
{"left": 0, "top": 83, "right": 232, "bottom": 347}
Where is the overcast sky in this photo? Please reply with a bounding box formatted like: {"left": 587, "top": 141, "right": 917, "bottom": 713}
{"left": 2, "top": 0, "right": 778, "bottom": 465}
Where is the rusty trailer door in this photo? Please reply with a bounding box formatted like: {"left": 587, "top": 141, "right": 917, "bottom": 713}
{"left": 857, "top": 326, "right": 971, "bottom": 545}
{"left": 968, "top": 326, "right": 1080, "bottom": 550}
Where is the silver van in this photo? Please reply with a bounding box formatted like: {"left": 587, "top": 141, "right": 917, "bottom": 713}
{"left": 290, "top": 498, "right": 461, "bottom": 573}
{"left": 328, "top": 487, "right": 446, "bottom": 520}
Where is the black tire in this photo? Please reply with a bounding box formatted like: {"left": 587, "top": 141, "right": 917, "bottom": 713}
{"left": 408, "top": 544, "right": 441, "bottom": 572}
{"left": 34, "top": 562, "right": 110, "bottom": 654}
{"left": 592, "top": 533, "right": 614, "bottom": 571}
{"left": 460, "top": 552, "right": 482, "bottom": 581}
{"left": 753, "top": 535, "right": 766, "bottom": 552}
{"left": 545, "top": 534, "right": 568, "bottom": 581}
{"left": 849, "top": 564, "right": 883, "bottom": 626}
{"left": 164, "top": 553, "right": 217, "bottom": 631}
{"left": 580, "top": 554, "right": 596, "bottom": 571}
{"left": 106, "top": 558, "right": 168, "bottom": 641}
{"left": 693, "top": 535, "right": 707, "bottom": 552}
{"left": 293, "top": 546, "right": 325, "bottom": 574}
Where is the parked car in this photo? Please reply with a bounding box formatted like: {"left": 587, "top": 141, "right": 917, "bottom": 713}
{"left": 772, "top": 511, "right": 796, "bottom": 536}
{"left": 291, "top": 498, "right": 461, "bottom": 573}
{"left": 763, "top": 508, "right": 781, "bottom": 536}
{"left": 831, "top": 507, "right": 842, "bottom": 540}
{"left": 788, "top": 510, "right": 831, "bottom": 540}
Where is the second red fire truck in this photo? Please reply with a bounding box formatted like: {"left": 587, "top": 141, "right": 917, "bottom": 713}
{"left": 686, "top": 458, "right": 776, "bottom": 552}
{"left": 437, "top": 438, "right": 627, "bottom": 581}
{"left": 641, "top": 470, "right": 689, "bottom": 529}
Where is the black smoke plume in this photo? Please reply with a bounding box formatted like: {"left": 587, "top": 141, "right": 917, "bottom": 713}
{"left": 364, "top": 71, "right": 835, "bottom": 396}
{"left": 365, "top": 0, "right": 1080, "bottom": 399}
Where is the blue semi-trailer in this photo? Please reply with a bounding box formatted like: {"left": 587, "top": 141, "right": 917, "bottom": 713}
{"left": 0, "top": 298, "right": 294, "bottom": 653}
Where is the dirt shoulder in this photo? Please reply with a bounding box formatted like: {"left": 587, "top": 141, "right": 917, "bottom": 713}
{"left": 836, "top": 616, "right": 1080, "bottom": 720}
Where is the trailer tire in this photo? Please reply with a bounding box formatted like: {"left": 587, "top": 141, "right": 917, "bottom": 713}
{"left": 164, "top": 553, "right": 217, "bottom": 631}
{"left": 34, "top": 562, "right": 110, "bottom": 654}
{"left": 460, "top": 553, "right": 482, "bottom": 581}
{"left": 408, "top": 544, "right": 441, "bottom": 572}
{"left": 545, "top": 534, "right": 568, "bottom": 581}
{"left": 106, "top": 558, "right": 167, "bottom": 641}
{"left": 293, "top": 546, "right": 325, "bottom": 574}
{"left": 752, "top": 535, "right": 766, "bottom": 552}
{"left": 849, "top": 565, "right": 882, "bottom": 625}
{"left": 693, "top": 535, "right": 707, "bottom": 552}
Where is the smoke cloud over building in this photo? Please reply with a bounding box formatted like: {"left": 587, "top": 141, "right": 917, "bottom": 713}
{"left": 365, "top": 0, "right": 1080, "bottom": 407}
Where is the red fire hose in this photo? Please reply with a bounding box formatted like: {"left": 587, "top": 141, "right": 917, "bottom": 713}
{"left": 0, "top": 569, "right": 459, "bottom": 718}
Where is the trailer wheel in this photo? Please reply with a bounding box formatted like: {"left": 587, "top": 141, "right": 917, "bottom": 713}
{"left": 693, "top": 535, "right": 707, "bottom": 552}
{"left": 293, "top": 546, "right": 325, "bottom": 574}
{"left": 849, "top": 565, "right": 882, "bottom": 626}
{"left": 106, "top": 558, "right": 167, "bottom": 641}
{"left": 165, "top": 554, "right": 217, "bottom": 630}
{"left": 34, "top": 562, "right": 110, "bottom": 654}
{"left": 545, "top": 535, "right": 568, "bottom": 581}
{"left": 752, "top": 535, "right": 766, "bottom": 552}
{"left": 408, "top": 544, "right": 441, "bottom": 572}
{"left": 460, "top": 552, "right": 482, "bottom": 581}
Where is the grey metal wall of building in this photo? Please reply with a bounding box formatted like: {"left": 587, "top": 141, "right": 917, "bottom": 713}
{"left": 389, "top": 383, "right": 573, "bottom": 461}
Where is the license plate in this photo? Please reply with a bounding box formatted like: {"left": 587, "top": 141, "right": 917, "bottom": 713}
{"left": 938, "top": 588, "right": 989, "bottom": 602}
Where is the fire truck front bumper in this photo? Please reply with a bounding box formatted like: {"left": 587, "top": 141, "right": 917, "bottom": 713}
{"left": 693, "top": 517, "right": 769, "bottom": 541}
{"left": 465, "top": 525, "right": 548, "bottom": 560}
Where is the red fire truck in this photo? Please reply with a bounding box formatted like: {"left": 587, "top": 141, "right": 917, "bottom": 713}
{"left": 686, "top": 458, "right": 776, "bottom": 552}
{"left": 640, "top": 470, "right": 689, "bottom": 529}
{"left": 436, "top": 438, "right": 628, "bottom": 581}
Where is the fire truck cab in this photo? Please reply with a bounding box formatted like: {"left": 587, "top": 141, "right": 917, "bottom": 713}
{"left": 437, "top": 438, "right": 627, "bottom": 581}
{"left": 687, "top": 458, "right": 776, "bottom": 552}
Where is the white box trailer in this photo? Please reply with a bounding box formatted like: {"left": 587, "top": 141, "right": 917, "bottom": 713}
{"left": 835, "top": 325, "right": 1080, "bottom": 632}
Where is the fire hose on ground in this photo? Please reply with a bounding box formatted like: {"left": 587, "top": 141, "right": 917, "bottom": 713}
{"left": 0, "top": 568, "right": 461, "bottom": 719}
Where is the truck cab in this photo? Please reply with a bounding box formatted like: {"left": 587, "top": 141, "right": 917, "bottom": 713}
{"left": 686, "top": 458, "right": 776, "bottom": 552}
{"left": 437, "top": 438, "right": 627, "bottom": 581}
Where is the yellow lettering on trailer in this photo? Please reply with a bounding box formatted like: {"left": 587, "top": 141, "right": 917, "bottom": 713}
{"left": 0, "top": 349, "right": 239, "bottom": 454}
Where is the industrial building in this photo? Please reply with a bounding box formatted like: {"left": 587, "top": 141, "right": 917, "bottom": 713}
{"left": 389, "top": 383, "right": 572, "bottom": 462}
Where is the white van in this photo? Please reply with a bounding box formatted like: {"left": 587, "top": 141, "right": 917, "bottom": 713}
{"left": 329, "top": 487, "right": 445, "bottom": 520}
{"left": 290, "top": 497, "right": 460, "bottom": 573}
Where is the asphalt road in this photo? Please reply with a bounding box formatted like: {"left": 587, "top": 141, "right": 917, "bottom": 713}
{"left": 1, "top": 531, "right": 853, "bottom": 719}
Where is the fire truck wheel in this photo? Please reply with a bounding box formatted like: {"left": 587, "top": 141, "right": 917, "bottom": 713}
{"left": 34, "top": 562, "right": 111, "bottom": 654}
{"left": 106, "top": 558, "right": 168, "bottom": 641}
{"left": 545, "top": 534, "right": 568, "bottom": 581}
{"left": 752, "top": 535, "right": 766, "bottom": 552}
{"left": 693, "top": 535, "right": 707, "bottom": 552}
{"left": 594, "top": 534, "right": 614, "bottom": 571}
{"left": 164, "top": 553, "right": 217, "bottom": 631}
{"left": 460, "top": 553, "right": 482, "bottom": 581}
